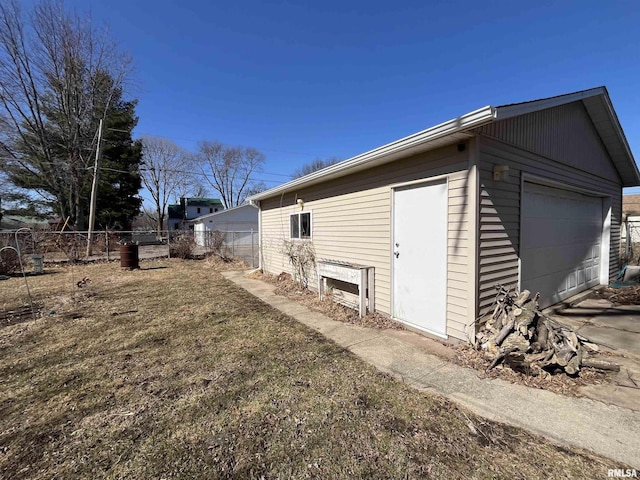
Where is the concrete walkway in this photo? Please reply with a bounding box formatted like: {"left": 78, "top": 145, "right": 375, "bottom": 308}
{"left": 223, "top": 270, "right": 640, "bottom": 468}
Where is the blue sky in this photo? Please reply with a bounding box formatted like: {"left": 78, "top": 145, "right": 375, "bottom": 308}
{"left": 65, "top": 0, "right": 640, "bottom": 192}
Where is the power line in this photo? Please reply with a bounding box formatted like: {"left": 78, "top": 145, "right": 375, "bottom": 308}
{"left": 1, "top": 155, "right": 294, "bottom": 183}
{"left": 135, "top": 132, "right": 333, "bottom": 159}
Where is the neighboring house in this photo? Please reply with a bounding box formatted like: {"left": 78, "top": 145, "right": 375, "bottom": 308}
{"left": 192, "top": 204, "right": 259, "bottom": 247}
{"left": 167, "top": 197, "right": 224, "bottom": 230}
{"left": 248, "top": 86, "right": 640, "bottom": 343}
{"left": 622, "top": 194, "right": 640, "bottom": 243}
{"left": 623, "top": 194, "right": 640, "bottom": 216}
{"left": 168, "top": 204, "right": 183, "bottom": 230}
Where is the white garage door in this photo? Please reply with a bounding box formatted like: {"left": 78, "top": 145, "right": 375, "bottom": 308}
{"left": 521, "top": 182, "right": 602, "bottom": 307}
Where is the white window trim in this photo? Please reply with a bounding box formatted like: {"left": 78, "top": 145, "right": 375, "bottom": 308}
{"left": 289, "top": 210, "right": 313, "bottom": 240}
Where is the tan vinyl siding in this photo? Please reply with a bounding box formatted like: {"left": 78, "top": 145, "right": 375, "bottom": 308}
{"left": 477, "top": 135, "right": 622, "bottom": 313}
{"left": 259, "top": 143, "right": 472, "bottom": 341}
{"left": 477, "top": 101, "right": 621, "bottom": 183}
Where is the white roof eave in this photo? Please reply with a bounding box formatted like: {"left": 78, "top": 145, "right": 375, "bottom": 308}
{"left": 249, "top": 87, "right": 639, "bottom": 202}
{"left": 249, "top": 105, "right": 496, "bottom": 201}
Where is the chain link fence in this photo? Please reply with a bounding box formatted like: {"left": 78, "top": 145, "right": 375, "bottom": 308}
{"left": 0, "top": 228, "right": 259, "bottom": 274}
{"left": 622, "top": 219, "right": 640, "bottom": 265}
{"left": 196, "top": 230, "right": 259, "bottom": 267}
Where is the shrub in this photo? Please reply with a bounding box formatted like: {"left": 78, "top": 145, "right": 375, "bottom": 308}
{"left": 203, "top": 230, "right": 225, "bottom": 253}
{"left": 54, "top": 233, "right": 86, "bottom": 262}
{"left": 282, "top": 240, "right": 316, "bottom": 288}
{"left": 170, "top": 234, "right": 195, "bottom": 259}
{"left": 0, "top": 241, "right": 21, "bottom": 275}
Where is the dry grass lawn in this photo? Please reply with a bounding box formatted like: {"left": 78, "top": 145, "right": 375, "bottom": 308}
{"left": 0, "top": 259, "right": 616, "bottom": 479}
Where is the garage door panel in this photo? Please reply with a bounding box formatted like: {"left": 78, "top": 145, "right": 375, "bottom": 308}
{"left": 523, "top": 242, "right": 596, "bottom": 278}
{"left": 522, "top": 182, "right": 602, "bottom": 307}
{"left": 523, "top": 219, "right": 601, "bottom": 249}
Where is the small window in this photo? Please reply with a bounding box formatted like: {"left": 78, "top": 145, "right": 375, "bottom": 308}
{"left": 197, "top": 207, "right": 201, "bottom": 214}
{"left": 209, "top": 207, "right": 213, "bottom": 213}
{"left": 290, "top": 212, "right": 311, "bottom": 239}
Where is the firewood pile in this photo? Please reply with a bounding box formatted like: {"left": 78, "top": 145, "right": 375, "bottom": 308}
{"left": 476, "top": 286, "right": 620, "bottom": 376}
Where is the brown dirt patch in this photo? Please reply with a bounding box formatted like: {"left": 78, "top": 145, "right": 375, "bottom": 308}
{"left": 254, "top": 271, "right": 404, "bottom": 330}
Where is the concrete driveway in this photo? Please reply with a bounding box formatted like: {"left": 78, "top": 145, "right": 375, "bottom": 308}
{"left": 549, "top": 297, "right": 640, "bottom": 411}
{"left": 550, "top": 298, "right": 640, "bottom": 359}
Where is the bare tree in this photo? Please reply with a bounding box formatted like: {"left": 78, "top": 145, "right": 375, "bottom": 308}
{"left": 291, "top": 157, "right": 340, "bottom": 179}
{"left": 0, "top": 0, "right": 134, "bottom": 228}
{"left": 138, "top": 206, "right": 163, "bottom": 231}
{"left": 140, "top": 136, "right": 193, "bottom": 236}
{"left": 197, "top": 141, "right": 265, "bottom": 208}
{"left": 189, "top": 182, "right": 210, "bottom": 199}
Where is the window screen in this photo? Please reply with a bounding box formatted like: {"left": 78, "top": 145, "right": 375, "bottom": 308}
{"left": 290, "top": 214, "right": 300, "bottom": 239}
{"left": 290, "top": 212, "right": 311, "bottom": 239}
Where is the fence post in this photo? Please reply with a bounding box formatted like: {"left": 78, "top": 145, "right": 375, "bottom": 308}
{"left": 251, "top": 228, "right": 254, "bottom": 268}
{"left": 106, "top": 229, "right": 110, "bottom": 262}
{"left": 167, "top": 231, "right": 171, "bottom": 259}
{"left": 232, "top": 232, "right": 235, "bottom": 257}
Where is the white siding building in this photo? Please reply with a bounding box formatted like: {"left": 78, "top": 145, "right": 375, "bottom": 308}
{"left": 248, "top": 87, "right": 640, "bottom": 342}
{"left": 193, "top": 204, "right": 259, "bottom": 247}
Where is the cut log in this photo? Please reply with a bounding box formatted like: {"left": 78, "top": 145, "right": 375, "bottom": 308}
{"left": 564, "top": 332, "right": 579, "bottom": 353}
{"left": 494, "top": 320, "right": 515, "bottom": 346}
{"left": 524, "top": 351, "right": 549, "bottom": 363}
{"left": 581, "top": 358, "right": 620, "bottom": 372}
{"left": 535, "top": 322, "right": 548, "bottom": 347}
{"left": 529, "top": 341, "right": 543, "bottom": 354}
{"left": 582, "top": 341, "right": 599, "bottom": 352}
{"left": 514, "top": 290, "right": 530, "bottom": 307}
{"left": 516, "top": 309, "right": 537, "bottom": 329}
{"left": 537, "top": 350, "right": 556, "bottom": 369}
{"left": 494, "top": 311, "right": 508, "bottom": 331}
{"left": 504, "top": 353, "right": 537, "bottom": 375}
{"left": 565, "top": 354, "right": 581, "bottom": 375}
{"left": 486, "top": 347, "right": 516, "bottom": 372}
{"left": 555, "top": 347, "right": 574, "bottom": 367}
{"left": 501, "top": 332, "right": 530, "bottom": 353}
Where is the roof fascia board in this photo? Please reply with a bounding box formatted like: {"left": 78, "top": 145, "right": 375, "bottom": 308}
{"left": 191, "top": 203, "right": 257, "bottom": 222}
{"left": 598, "top": 92, "right": 640, "bottom": 186}
{"left": 249, "top": 106, "right": 495, "bottom": 201}
{"left": 497, "top": 86, "right": 639, "bottom": 186}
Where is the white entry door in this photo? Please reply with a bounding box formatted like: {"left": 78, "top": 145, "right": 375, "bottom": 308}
{"left": 392, "top": 180, "right": 447, "bottom": 336}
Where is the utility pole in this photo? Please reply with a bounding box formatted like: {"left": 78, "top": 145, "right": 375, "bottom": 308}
{"left": 86, "top": 119, "right": 103, "bottom": 257}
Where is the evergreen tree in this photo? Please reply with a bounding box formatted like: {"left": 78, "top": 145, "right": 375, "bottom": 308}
{"left": 95, "top": 97, "right": 143, "bottom": 230}
{"left": 0, "top": 0, "right": 137, "bottom": 229}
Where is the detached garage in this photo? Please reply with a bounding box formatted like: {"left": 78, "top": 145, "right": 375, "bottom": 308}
{"left": 248, "top": 86, "right": 640, "bottom": 342}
